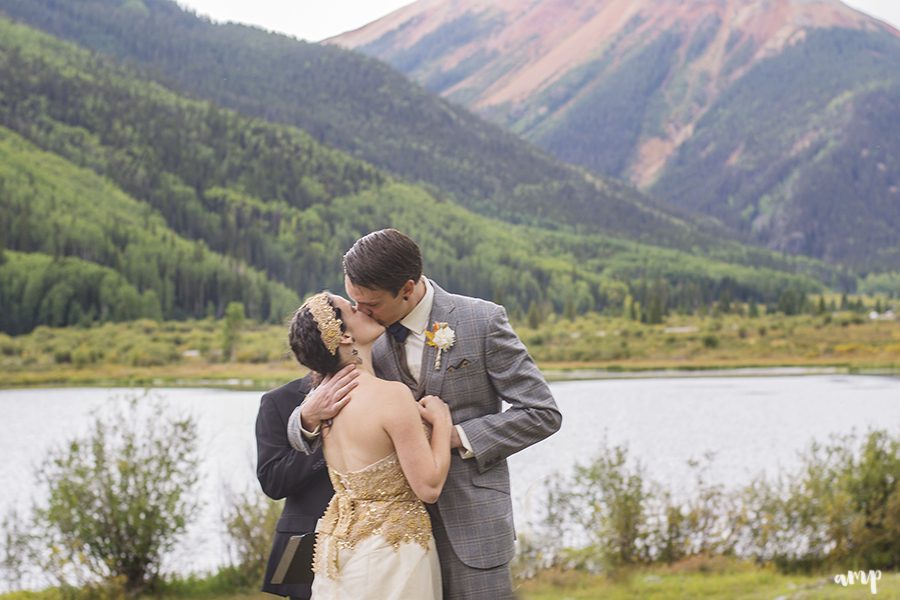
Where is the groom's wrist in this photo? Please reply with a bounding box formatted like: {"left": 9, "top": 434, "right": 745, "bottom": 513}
{"left": 298, "top": 393, "right": 322, "bottom": 438}
{"left": 455, "top": 425, "right": 475, "bottom": 459}
{"left": 300, "top": 422, "right": 321, "bottom": 438}
{"left": 450, "top": 425, "right": 462, "bottom": 449}
{"left": 299, "top": 407, "right": 321, "bottom": 438}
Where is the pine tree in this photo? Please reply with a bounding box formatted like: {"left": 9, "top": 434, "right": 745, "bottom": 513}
{"left": 221, "top": 301, "right": 245, "bottom": 361}
{"left": 527, "top": 302, "right": 542, "bottom": 329}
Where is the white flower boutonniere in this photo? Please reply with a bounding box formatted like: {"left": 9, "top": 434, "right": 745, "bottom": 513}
{"left": 425, "top": 321, "right": 456, "bottom": 370}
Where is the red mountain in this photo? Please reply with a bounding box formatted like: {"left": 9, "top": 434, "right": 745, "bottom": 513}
{"left": 332, "top": 0, "right": 900, "bottom": 270}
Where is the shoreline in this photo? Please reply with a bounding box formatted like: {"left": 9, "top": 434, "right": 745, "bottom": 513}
{"left": 543, "top": 365, "right": 900, "bottom": 381}
{"left": 1, "top": 364, "right": 896, "bottom": 391}
{"left": 4, "top": 312, "right": 897, "bottom": 390}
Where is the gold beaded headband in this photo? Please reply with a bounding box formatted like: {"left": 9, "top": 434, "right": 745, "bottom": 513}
{"left": 302, "top": 293, "right": 343, "bottom": 355}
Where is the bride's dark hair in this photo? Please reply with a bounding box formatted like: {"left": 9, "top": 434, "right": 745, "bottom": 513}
{"left": 288, "top": 295, "right": 345, "bottom": 384}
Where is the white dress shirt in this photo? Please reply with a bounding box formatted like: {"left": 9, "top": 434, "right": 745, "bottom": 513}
{"left": 397, "top": 276, "right": 434, "bottom": 383}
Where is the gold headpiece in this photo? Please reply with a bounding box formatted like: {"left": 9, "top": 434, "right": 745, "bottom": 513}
{"left": 302, "top": 293, "right": 343, "bottom": 355}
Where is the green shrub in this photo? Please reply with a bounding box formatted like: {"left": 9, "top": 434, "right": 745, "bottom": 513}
{"left": 741, "top": 429, "right": 900, "bottom": 572}
{"left": 127, "top": 342, "right": 177, "bottom": 367}
{"left": 222, "top": 490, "right": 282, "bottom": 587}
{"left": 71, "top": 344, "right": 97, "bottom": 368}
{"left": 535, "top": 430, "right": 900, "bottom": 574}
{"left": 702, "top": 335, "right": 719, "bottom": 349}
{"left": 1, "top": 394, "right": 200, "bottom": 594}
{"left": 235, "top": 345, "right": 275, "bottom": 364}
{"left": 0, "top": 333, "right": 19, "bottom": 356}
{"left": 544, "top": 442, "right": 652, "bottom": 570}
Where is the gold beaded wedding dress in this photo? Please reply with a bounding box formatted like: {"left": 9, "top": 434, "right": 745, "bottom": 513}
{"left": 311, "top": 452, "right": 442, "bottom": 599}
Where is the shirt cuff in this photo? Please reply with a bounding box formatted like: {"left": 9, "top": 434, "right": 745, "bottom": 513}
{"left": 298, "top": 391, "right": 321, "bottom": 439}
{"left": 456, "top": 425, "right": 475, "bottom": 459}
{"left": 300, "top": 421, "right": 321, "bottom": 439}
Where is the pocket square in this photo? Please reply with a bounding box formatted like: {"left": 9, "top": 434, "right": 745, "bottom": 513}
{"left": 446, "top": 358, "right": 470, "bottom": 373}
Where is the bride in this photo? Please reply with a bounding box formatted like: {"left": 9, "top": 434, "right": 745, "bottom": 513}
{"left": 288, "top": 292, "right": 451, "bottom": 599}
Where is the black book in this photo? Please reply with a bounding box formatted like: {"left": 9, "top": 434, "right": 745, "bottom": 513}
{"left": 271, "top": 532, "right": 317, "bottom": 585}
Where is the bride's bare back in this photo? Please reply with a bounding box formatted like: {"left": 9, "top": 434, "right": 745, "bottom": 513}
{"left": 322, "top": 376, "right": 402, "bottom": 472}
{"left": 321, "top": 372, "right": 451, "bottom": 503}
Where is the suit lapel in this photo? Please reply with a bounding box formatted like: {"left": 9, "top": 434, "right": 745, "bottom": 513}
{"left": 422, "top": 284, "right": 457, "bottom": 399}
{"left": 374, "top": 329, "right": 420, "bottom": 392}
{"left": 372, "top": 334, "right": 398, "bottom": 381}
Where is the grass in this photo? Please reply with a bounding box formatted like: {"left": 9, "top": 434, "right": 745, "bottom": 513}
{"left": 0, "top": 309, "right": 897, "bottom": 389}
{"left": 516, "top": 561, "right": 900, "bottom": 598}
{"left": 4, "top": 562, "right": 897, "bottom": 600}
{"left": 520, "top": 310, "right": 900, "bottom": 370}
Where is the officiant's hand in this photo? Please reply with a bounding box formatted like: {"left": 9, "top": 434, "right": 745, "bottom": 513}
{"left": 299, "top": 365, "right": 359, "bottom": 431}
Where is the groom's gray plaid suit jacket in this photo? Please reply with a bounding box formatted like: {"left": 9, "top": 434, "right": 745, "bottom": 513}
{"left": 379, "top": 283, "right": 560, "bottom": 568}
{"left": 290, "top": 282, "right": 561, "bottom": 569}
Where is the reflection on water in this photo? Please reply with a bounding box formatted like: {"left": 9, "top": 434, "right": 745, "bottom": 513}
{"left": 1, "top": 376, "right": 898, "bottom": 587}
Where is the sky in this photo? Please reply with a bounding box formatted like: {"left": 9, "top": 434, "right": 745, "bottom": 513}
{"left": 844, "top": 0, "right": 900, "bottom": 31}
{"left": 174, "top": 0, "right": 900, "bottom": 42}
{"left": 175, "top": 0, "right": 413, "bottom": 42}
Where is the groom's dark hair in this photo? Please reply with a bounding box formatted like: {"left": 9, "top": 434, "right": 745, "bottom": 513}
{"left": 343, "top": 229, "right": 422, "bottom": 296}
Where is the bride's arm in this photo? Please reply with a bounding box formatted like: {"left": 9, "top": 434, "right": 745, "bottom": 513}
{"left": 383, "top": 385, "right": 451, "bottom": 504}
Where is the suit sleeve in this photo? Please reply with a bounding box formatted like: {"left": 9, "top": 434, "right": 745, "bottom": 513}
{"left": 458, "top": 305, "right": 562, "bottom": 473}
{"left": 286, "top": 404, "right": 323, "bottom": 454}
{"left": 256, "top": 390, "right": 327, "bottom": 500}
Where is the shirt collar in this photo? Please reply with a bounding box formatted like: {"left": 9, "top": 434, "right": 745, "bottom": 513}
{"left": 400, "top": 276, "right": 434, "bottom": 335}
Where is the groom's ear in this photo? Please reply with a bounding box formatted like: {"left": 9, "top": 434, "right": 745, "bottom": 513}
{"left": 399, "top": 279, "right": 415, "bottom": 300}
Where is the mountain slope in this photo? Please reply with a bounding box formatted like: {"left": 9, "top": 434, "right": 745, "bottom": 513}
{"left": 332, "top": 0, "right": 900, "bottom": 270}
{"left": 0, "top": 125, "right": 301, "bottom": 333}
{"left": 0, "top": 0, "right": 737, "bottom": 253}
{"left": 0, "top": 16, "right": 835, "bottom": 334}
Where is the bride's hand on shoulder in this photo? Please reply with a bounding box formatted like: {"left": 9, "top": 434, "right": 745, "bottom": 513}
{"left": 417, "top": 395, "right": 450, "bottom": 427}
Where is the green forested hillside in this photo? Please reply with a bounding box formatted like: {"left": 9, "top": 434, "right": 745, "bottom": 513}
{"left": 0, "top": 126, "right": 300, "bottom": 333}
{"left": 0, "top": 17, "right": 839, "bottom": 335}
{"left": 0, "top": 16, "right": 385, "bottom": 294}
{"left": 0, "top": 118, "right": 825, "bottom": 336}
{"left": 0, "top": 0, "right": 724, "bottom": 250}
{"left": 0, "top": 251, "right": 152, "bottom": 335}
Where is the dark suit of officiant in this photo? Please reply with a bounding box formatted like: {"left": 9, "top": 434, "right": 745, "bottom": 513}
{"left": 256, "top": 375, "right": 333, "bottom": 600}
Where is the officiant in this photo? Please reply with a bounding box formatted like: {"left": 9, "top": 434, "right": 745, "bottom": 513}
{"left": 255, "top": 367, "right": 359, "bottom": 599}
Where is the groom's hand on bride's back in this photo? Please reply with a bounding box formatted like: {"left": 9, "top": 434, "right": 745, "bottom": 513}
{"left": 298, "top": 364, "right": 359, "bottom": 431}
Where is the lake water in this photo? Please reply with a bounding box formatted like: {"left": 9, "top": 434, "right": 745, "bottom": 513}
{"left": 1, "top": 375, "right": 898, "bottom": 589}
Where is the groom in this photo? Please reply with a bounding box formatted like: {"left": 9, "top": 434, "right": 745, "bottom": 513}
{"left": 288, "top": 228, "right": 561, "bottom": 599}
